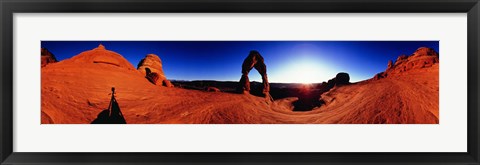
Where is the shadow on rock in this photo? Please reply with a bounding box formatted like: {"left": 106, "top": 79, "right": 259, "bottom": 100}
{"left": 91, "top": 87, "right": 127, "bottom": 124}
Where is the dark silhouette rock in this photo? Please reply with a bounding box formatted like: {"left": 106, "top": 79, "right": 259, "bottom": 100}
{"left": 335, "top": 72, "right": 350, "bottom": 86}
{"left": 238, "top": 50, "right": 270, "bottom": 96}
{"left": 41, "top": 48, "right": 57, "bottom": 67}
{"left": 320, "top": 72, "right": 350, "bottom": 89}
{"left": 326, "top": 78, "right": 335, "bottom": 89}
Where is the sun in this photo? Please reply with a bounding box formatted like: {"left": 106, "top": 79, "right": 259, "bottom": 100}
{"left": 276, "top": 59, "right": 332, "bottom": 84}
{"left": 291, "top": 63, "right": 322, "bottom": 84}
{"left": 270, "top": 57, "right": 335, "bottom": 84}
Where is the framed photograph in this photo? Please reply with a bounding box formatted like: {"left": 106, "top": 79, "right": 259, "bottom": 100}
{"left": 1, "top": 0, "right": 479, "bottom": 164}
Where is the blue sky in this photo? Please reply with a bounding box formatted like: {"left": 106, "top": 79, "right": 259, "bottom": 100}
{"left": 41, "top": 41, "right": 439, "bottom": 83}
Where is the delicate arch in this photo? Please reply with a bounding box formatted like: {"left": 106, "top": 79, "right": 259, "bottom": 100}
{"left": 238, "top": 50, "right": 270, "bottom": 95}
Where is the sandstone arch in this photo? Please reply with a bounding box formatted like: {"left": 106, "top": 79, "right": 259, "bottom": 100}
{"left": 238, "top": 50, "right": 270, "bottom": 95}
{"left": 137, "top": 54, "right": 173, "bottom": 87}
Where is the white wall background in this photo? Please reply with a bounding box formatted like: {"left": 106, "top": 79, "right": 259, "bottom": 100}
{"left": 13, "top": 13, "right": 467, "bottom": 152}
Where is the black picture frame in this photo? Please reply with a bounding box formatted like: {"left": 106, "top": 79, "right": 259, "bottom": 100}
{"left": 1, "top": 0, "right": 479, "bottom": 164}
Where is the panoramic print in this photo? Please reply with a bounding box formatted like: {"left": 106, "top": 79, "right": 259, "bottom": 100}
{"left": 41, "top": 41, "right": 439, "bottom": 124}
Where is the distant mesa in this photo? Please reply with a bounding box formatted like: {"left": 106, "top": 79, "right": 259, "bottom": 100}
{"left": 41, "top": 48, "right": 57, "bottom": 67}
{"left": 66, "top": 44, "right": 136, "bottom": 70}
{"left": 238, "top": 50, "right": 270, "bottom": 97}
{"left": 137, "top": 54, "right": 173, "bottom": 87}
{"left": 374, "top": 47, "right": 439, "bottom": 80}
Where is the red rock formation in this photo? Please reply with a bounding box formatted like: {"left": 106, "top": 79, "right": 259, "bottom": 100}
{"left": 206, "top": 87, "right": 221, "bottom": 92}
{"left": 162, "top": 79, "right": 174, "bottom": 87}
{"left": 387, "top": 60, "right": 393, "bottom": 69}
{"left": 238, "top": 50, "right": 270, "bottom": 95}
{"left": 66, "top": 44, "right": 136, "bottom": 70}
{"left": 373, "top": 72, "right": 386, "bottom": 80}
{"left": 375, "top": 47, "right": 439, "bottom": 79}
{"left": 137, "top": 54, "right": 165, "bottom": 77}
{"left": 41, "top": 48, "right": 57, "bottom": 67}
{"left": 137, "top": 54, "right": 172, "bottom": 87}
{"left": 146, "top": 72, "right": 160, "bottom": 85}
